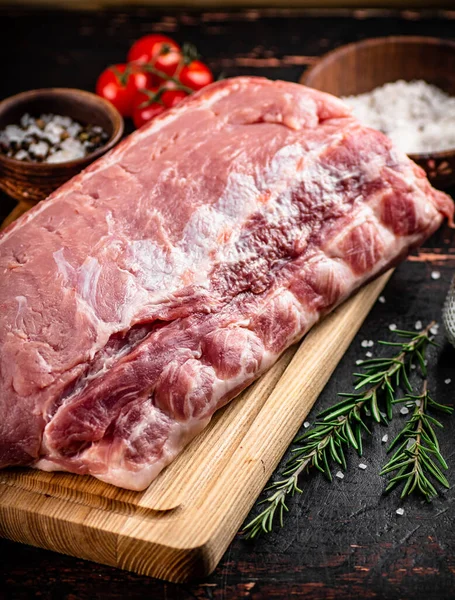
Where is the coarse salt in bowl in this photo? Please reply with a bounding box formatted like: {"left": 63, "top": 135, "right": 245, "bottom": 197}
{"left": 0, "top": 88, "right": 124, "bottom": 203}
{"left": 301, "top": 36, "right": 455, "bottom": 189}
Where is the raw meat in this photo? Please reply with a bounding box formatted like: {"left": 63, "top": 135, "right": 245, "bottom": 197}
{"left": 0, "top": 77, "right": 452, "bottom": 490}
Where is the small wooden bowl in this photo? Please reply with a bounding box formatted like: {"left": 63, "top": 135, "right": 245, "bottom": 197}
{"left": 0, "top": 88, "right": 124, "bottom": 203}
{"left": 301, "top": 36, "right": 455, "bottom": 189}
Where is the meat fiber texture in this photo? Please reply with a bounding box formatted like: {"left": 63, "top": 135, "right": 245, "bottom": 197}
{"left": 0, "top": 77, "right": 452, "bottom": 491}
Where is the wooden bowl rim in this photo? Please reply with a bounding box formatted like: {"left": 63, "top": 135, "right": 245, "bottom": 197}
{"left": 0, "top": 87, "right": 124, "bottom": 171}
{"left": 302, "top": 35, "right": 455, "bottom": 162}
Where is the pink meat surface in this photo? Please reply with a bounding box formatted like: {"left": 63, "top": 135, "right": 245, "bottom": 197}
{"left": 0, "top": 77, "right": 452, "bottom": 490}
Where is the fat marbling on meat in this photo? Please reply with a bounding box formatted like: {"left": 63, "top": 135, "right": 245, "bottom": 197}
{"left": 0, "top": 77, "right": 452, "bottom": 490}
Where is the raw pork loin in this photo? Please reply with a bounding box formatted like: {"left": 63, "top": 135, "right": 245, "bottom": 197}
{"left": 0, "top": 77, "right": 452, "bottom": 490}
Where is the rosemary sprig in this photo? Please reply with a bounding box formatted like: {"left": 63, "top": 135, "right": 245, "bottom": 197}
{"left": 381, "top": 380, "right": 453, "bottom": 501}
{"left": 242, "top": 322, "right": 436, "bottom": 539}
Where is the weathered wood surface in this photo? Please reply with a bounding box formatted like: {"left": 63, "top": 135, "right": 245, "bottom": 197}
{"left": 0, "top": 6, "right": 454, "bottom": 599}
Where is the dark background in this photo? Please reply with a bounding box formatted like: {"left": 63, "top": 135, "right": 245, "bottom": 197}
{"left": 1, "top": 7, "right": 455, "bottom": 600}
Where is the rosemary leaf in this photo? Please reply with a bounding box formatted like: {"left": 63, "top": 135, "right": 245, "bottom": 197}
{"left": 242, "top": 321, "right": 437, "bottom": 539}
{"left": 380, "top": 381, "right": 453, "bottom": 502}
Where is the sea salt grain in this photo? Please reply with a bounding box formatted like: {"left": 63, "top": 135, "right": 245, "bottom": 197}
{"left": 336, "top": 471, "right": 345, "bottom": 480}
{"left": 445, "top": 378, "right": 451, "bottom": 385}
{"left": 359, "top": 463, "right": 367, "bottom": 470}
{"left": 303, "top": 421, "right": 310, "bottom": 428}
{"left": 356, "top": 359, "right": 363, "bottom": 365}
{"left": 431, "top": 271, "right": 441, "bottom": 280}
{"left": 0, "top": 113, "right": 108, "bottom": 163}
{"left": 396, "top": 508, "right": 405, "bottom": 516}
{"left": 382, "top": 434, "right": 389, "bottom": 443}
{"left": 342, "top": 80, "right": 455, "bottom": 154}
{"left": 400, "top": 406, "right": 410, "bottom": 415}
{"left": 365, "top": 351, "right": 373, "bottom": 358}
{"left": 361, "top": 340, "right": 369, "bottom": 348}
{"left": 378, "top": 296, "right": 386, "bottom": 304}
{"left": 415, "top": 320, "right": 422, "bottom": 330}
{"left": 389, "top": 324, "right": 397, "bottom": 331}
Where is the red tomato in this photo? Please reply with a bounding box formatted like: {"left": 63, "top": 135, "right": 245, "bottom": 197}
{"left": 161, "top": 89, "right": 188, "bottom": 108}
{"left": 128, "top": 35, "right": 182, "bottom": 77}
{"left": 179, "top": 60, "right": 213, "bottom": 91}
{"left": 96, "top": 64, "right": 151, "bottom": 117}
{"left": 154, "top": 47, "right": 182, "bottom": 78}
{"left": 131, "top": 91, "right": 165, "bottom": 129}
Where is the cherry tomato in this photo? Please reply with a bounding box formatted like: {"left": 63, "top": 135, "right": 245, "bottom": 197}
{"left": 96, "top": 64, "right": 151, "bottom": 117}
{"left": 131, "top": 91, "right": 165, "bottom": 129}
{"left": 179, "top": 60, "right": 213, "bottom": 91}
{"left": 128, "top": 35, "right": 182, "bottom": 78}
{"left": 154, "top": 47, "right": 182, "bottom": 79}
{"left": 161, "top": 89, "right": 188, "bottom": 108}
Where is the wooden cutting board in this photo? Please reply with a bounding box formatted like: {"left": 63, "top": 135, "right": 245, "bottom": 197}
{"left": 0, "top": 205, "right": 391, "bottom": 582}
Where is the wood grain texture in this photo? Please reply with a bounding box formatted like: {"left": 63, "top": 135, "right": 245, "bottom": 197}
{"left": 0, "top": 7, "right": 454, "bottom": 599}
{"left": 14, "top": 0, "right": 455, "bottom": 9}
{"left": 0, "top": 191, "right": 392, "bottom": 579}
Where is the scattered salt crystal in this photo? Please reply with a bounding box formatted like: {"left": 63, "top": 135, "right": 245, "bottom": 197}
{"left": 424, "top": 359, "right": 428, "bottom": 366}
{"left": 303, "top": 421, "right": 310, "bottom": 428}
{"left": 4, "top": 124, "right": 25, "bottom": 144}
{"left": 361, "top": 340, "right": 369, "bottom": 348}
{"left": 431, "top": 271, "right": 441, "bottom": 280}
{"left": 43, "top": 124, "right": 62, "bottom": 145}
{"left": 359, "top": 463, "right": 367, "bottom": 470}
{"left": 47, "top": 137, "right": 85, "bottom": 163}
{"left": 382, "top": 434, "right": 389, "bottom": 443}
{"left": 406, "top": 438, "right": 415, "bottom": 450}
{"left": 365, "top": 351, "right": 373, "bottom": 358}
{"left": 415, "top": 320, "right": 422, "bottom": 330}
{"left": 14, "top": 149, "right": 28, "bottom": 160}
{"left": 29, "top": 141, "right": 49, "bottom": 158}
{"left": 342, "top": 80, "right": 455, "bottom": 154}
{"left": 20, "top": 113, "right": 32, "bottom": 128}
{"left": 396, "top": 508, "right": 405, "bottom": 516}
{"left": 25, "top": 124, "right": 43, "bottom": 138}
{"left": 378, "top": 296, "right": 386, "bottom": 304}
{"left": 430, "top": 325, "right": 439, "bottom": 335}
{"left": 415, "top": 399, "right": 421, "bottom": 407}
{"left": 67, "top": 122, "right": 82, "bottom": 137}
{"left": 356, "top": 359, "right": 363, "bottom": 365}
{"left": 335, "top": 471, "right": 345, "bottom": 480}
{"left": 47, "top": 150, "right": 70, "bottom": 164}
{"left": 389, "top": 324, "right": 397, "bottom": 331}
{"left": 445, "top": 378, "right": 452, "bottom": 385}
{"left": 53, "top": 115, "right": 72, "bottom": 128}
{"left": 400, "top": 406, "right": 409, "bottom": 415}
{"left": 368, "top": 340, "right": 374, "bottom": 347}
{"left": 411, "top": 364, "right": 416, "bottom": 370}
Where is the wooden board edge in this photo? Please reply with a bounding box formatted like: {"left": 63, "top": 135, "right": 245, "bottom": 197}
{"left": 0, "top": 271, "right": 393, "bottom": 583}
{"left": 0, "top": 482, "right": 218, "bottom": 582}
{"left": 176, "top": 271, "right": 394, "bottom": 580}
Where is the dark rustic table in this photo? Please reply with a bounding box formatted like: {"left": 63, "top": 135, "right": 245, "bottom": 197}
{"left": 1, "top": 7, "right": 455, "bottom": 600}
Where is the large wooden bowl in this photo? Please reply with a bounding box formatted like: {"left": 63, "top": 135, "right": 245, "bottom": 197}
{"left": 0, "top": 88, "right": 124, "bottom": 203}
{"left": 301, "top": 36, "right": 455, "bottom": 190}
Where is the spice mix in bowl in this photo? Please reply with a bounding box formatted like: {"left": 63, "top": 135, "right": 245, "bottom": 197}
{"left": 0, "top": 88, "right": 123, "bottom": 203}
